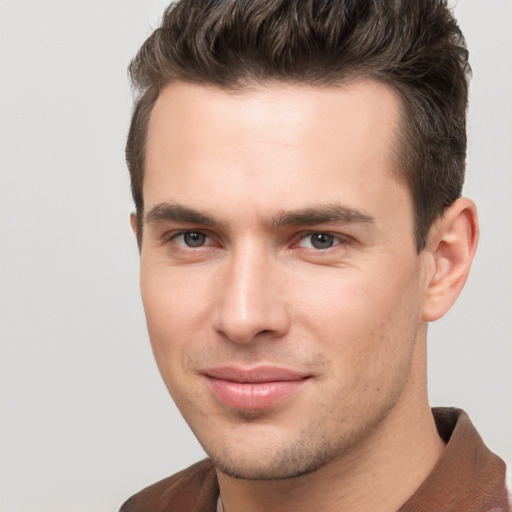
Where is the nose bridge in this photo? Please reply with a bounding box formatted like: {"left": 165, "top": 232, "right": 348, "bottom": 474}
{"left": 214, "top": 239, "right": 288, "bottom": 343}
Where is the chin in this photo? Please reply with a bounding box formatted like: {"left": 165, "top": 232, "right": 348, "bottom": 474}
{"left": 206, "top": 439, "right": 341, "bottom": 481}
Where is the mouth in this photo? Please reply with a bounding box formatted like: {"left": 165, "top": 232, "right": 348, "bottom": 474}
{"left": 201, "top": 366, "right": 311, "bottom": 411}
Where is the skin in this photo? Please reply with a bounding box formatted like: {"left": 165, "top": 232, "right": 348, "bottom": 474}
{"left": 135, "top": 80, "right": 478, "bottom": 512}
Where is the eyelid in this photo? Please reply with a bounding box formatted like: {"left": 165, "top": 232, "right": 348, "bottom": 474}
{"left": 294, "top": 231, "right": 352, "bottom": 249}
{"left": 161, "top": 228, "right": 352, "bottom": 250}
{"left": 166, "top": 229, "right": 216, "bottom": 247}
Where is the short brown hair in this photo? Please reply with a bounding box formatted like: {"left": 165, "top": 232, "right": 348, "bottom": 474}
{"left": 127, "top": 0, "right": 470, "bottom": 250}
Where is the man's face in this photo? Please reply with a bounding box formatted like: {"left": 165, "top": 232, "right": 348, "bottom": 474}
{"left": 139, "top": 81, "right": 432, "bottom": 479}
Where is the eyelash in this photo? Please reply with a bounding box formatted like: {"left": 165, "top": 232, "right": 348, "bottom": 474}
{"left": 295, "top": 232, "right": 351, "bottom": 251}
{"left": 168, "top": 231, "right": 215, "bottom": 248}
{"left": 167, "top": 230, "right": 351, "bottom": 251}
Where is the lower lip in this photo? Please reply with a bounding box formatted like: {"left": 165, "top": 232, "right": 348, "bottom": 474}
{"left": 205, "top": 377, "right": 307, "bottom": 411}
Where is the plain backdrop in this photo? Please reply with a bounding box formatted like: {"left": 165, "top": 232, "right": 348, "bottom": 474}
{"left": 0, "top": 0, "right": 510, "bottom": 510}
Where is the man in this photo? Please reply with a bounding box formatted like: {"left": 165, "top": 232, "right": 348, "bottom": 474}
{"left": 120, "top": 0, "right": 508, "bottom": 510}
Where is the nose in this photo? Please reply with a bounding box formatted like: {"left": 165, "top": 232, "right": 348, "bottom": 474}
{"left": 213, "top": 245, "right": 290, "bottom": 344}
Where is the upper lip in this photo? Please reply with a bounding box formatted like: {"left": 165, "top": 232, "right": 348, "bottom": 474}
{"left": 201, "top": 365, "right": 310, "bottom": 383}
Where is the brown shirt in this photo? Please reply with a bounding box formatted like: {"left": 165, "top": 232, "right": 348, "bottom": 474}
{"left": 120, "top": 408, "right": 509, "bottom": 512}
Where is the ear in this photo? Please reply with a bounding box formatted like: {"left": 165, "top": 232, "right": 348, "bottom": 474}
{"left": 130, "top": 212, "right": 138, "bottom": 236}
{"left": 422, "top": 197, "right": 479, "bottom": 322}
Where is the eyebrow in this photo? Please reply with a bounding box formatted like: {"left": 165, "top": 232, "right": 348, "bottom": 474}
{"left": 145, "top": 203, "right": 221, "bottom": 227}
{"left": 269, "top": 204, "right": 374, "bottom": 228}
{"left": 144, "top": 202, "right": 374, "bottom": 229}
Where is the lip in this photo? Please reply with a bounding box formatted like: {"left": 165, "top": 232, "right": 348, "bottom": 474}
{"left": 202, "top": 366, "right": 310, "bottom": 411}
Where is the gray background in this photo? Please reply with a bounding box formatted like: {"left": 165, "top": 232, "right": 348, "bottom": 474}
{"left": 0, "top": 0, "right": 510, "bottom": 510}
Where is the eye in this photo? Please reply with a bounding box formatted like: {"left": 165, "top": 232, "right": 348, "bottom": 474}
{"left": 298, "top": 232, "right": 344, "bottom": 250}
{"left": 173, "top": 231, "right": 209, "bottom": 248}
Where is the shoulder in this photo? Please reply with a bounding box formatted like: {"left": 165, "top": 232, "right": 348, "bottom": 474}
{"left": 119, "top": 459, "right": 218, "bottom": 512}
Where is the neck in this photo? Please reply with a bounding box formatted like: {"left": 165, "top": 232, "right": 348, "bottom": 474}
{"left": 218, "top": 407, "right": 444, "bottom": 512}
{"left": 217, "top": 337, "right": 445, "bottom": 512}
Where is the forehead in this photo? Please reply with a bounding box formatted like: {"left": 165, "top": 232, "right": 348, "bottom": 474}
{"left": 147, "top": 80, "right": 403, "bottom": 161}
{"left": 144, "top": 80, "right": 410, "bottom": 227}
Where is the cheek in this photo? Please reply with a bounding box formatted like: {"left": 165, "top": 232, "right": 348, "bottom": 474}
{"left": 295, "top": 262, "right": 422, "bottom": 376}
{"left": 297, "top": 272, "right": 422, "bottom": 433}
{"left": 139, "top": 271, "right": 209, "bottom": 416}
{"left": 141, "top": 261, "right": 213, "bottom": 324}
{"left": 139, "top": 268, "right": 209, "bottom": 370}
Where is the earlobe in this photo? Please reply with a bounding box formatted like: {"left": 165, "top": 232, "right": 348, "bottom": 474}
{"left": 422, "top": 198, "right": 479, "bottom": 322}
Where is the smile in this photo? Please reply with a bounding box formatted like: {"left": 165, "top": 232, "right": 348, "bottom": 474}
{"left": 202, "top": 366, "right": 310, "bottom": 411}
